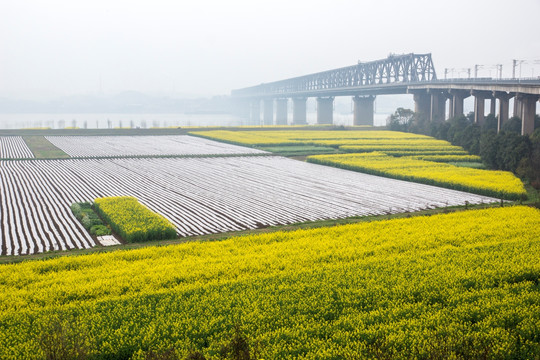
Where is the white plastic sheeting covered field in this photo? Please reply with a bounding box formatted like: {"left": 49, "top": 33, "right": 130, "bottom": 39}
{"left": 0, "top": 156, "right": 497, "bottom": 256}
{"left": 0, "top": 136, "right": 34, "bottom": 159}
{"left": 45, "top": 135, "right": 266, "bottom": 157}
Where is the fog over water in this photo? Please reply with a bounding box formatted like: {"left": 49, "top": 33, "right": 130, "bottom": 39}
{"left": 1, "top": 0, "right": 538, "bottom": 125}
{"left": 0, "top": 112, "right": 395, "bottom": 129}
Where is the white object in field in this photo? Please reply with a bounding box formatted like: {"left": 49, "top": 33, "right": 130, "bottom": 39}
{"left": 97, "top": 235, "right": 121, "bottom": 246}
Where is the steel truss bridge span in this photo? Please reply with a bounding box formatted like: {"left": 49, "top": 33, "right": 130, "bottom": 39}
{"left": 231, "top": 53, "right": 540, "bottom": 135}
{"left": 232, "top": 53, "right": 437, "bottom": 98}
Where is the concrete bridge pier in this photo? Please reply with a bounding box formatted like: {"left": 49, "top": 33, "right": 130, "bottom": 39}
{"left": 292, "top": 98, "right": 307, "bottom": 125}
{"left": 449, "top": 90, "right": 470, "bottom": 118}
{"left": 275, "top": 99, "right": 288, "bottom": 125}
{"left": 263, "top": 99, "right": 274, "bottom": 125}
{"left": 520, "top": 95, "right": 539, "bottom": 135}
{"left": 250, "top": 99, "right": 261, "bottom": 125}
{"left": 430, "top": 91, "right": 446, "bottom": 122}
{"left": 494, "top": 91, "right": 513, "bottom": 131}
{"left": 353, "top": 95, "right": 375, "bottom": 126}
{"left": 472, "top": 91, "right": 491, "bottom": 126}
{"left": 513, "top": 96, "right": 523, "bottom": 118}
{"left": 447, "top": 96, "right": 454, "bottom": 119}
{"left": 490, "top": 98, "right": 496, "bottom": 115}
{"left": 316, "top": 97, "right": 334, "bottom": 124}
{"left": 474, "top": 96, "right": 485, "bottom": 126}
{"left": 412, "top": 92, "right": 431, "bottom": 121}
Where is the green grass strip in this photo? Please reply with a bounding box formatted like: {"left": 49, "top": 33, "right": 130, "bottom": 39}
{"left": 22, "top": 136, "right": 70, "bottom": 159}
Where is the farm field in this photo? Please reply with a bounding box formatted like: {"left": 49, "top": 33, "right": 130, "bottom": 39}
{"left": 0, "top": 206, "right": 538, "bottom": 359}
{"left": 190, "top": 129, "right": 436, "bottom": 147}
{"left": 308, "top": 152, "right": 527, "bottom": 200}
{"left": 45, "top": 135, "right": 267, "bottom": 157}
{"left": 0, "top": 136, "right": 34, "bottom": 159}
{"left": 94, "top": 196, "right": 177, "bottom": 242}
{"left": 190, "top": 129, "right": 472, "bottom": 155}
{"left": 0, "top": 156, "right": 496, "bottom": 256}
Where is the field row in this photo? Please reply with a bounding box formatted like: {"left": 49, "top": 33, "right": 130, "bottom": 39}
{"left": 190, "top": 130, "right": 435, "bottom": 146}
{"left": 45, "top": 135, "right": 267, "bottom": 157}
{"left": 308, "top": 152, "right": 527, "bottom": 200}
{"left": 0, "top": 157, "right": 496, "bottom": 255}
{"left": 0, "top": 136, "right": 34, "bottom": 159}
{"left": 191, "top": 130, "right": 478, "bottom": 157}
{"left": 94, "top": 196, "right": 177, "bottom": 242}
{"left": 1, "top": 206, "right": 538, "bottom": 358}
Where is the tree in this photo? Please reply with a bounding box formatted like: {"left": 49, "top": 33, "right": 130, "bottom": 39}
{"left": 501, "top": 116, "right": 522, "bottom": 134}
{"left": 408, "top": 113, "right": 431, "bottom": 135}
{"left": 459, "top": 124, "right": 481, "bottom": 155}
{"left": 482, "top": 114, "right": 498, "bottom": 132}
{"left": 387, "top": 108, "right": 414, "bottom": 132}
{"left": 446, "top": 116, "right": 471, "bottom": 144}
{"left": 495, "top": 132, "right": 531, "bottom": 171}
{"left": 480, "top": 130, "right": 498, "bottom": 169}
{"left": 516, "top": 128, "right": 540, "bottom": 189}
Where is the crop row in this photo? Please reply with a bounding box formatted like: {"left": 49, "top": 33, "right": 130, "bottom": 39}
{"left": 94, "top": 196, "right": 177, "bottom": 242}
{"left": 190, "top": 130, "right": 434, "bottom": 146}
{"left": 0, "top": 157, "right": 496, "bottom": 255}
{"left": 0, "top": 206, "right": 538, "bottom": 358}
{"left": 339, "top": 143, "right": 468, "bottom": 154}
{"left": 71, "top": 202, "right": 111, "bottom": 236}
{"left": 0, "top": 136, "right": 35, "bottom": 159}
{"left": 191, "top": 130, "right": 477, "bottom": 157}
{"left": 406, "top": 154, "right": 482, "bottom": 162}
{"left": 45, "top": 135, "right": 268, "bottom": 157}
{"left": 308, "top": 152, "right": 526, "bottom": 200}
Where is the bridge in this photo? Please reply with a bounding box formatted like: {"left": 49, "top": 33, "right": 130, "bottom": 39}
{"left": 231, "top": 53, "right": 540, "bottom": 135}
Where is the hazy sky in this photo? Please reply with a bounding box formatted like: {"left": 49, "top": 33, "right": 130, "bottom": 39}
{"left": 1, "top": 0, "right": 539, "bottom": 100}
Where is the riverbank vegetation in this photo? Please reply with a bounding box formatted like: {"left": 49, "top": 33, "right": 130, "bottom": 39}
{"left": 387, "top": 109, "right": 540, "bottom": 192}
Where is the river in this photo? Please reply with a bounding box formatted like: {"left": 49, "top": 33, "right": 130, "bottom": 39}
{"left": 0, "top": 112, "right": 392, "bottom": 130}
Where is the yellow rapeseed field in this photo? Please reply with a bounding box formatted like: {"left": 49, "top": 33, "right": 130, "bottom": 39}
{"left": 308, "top": 152, "right": 527, "bottom": 200}
{"left": 190, "top": 129, "right": 476, "bottom": 157}
{"left": 405, "top": 154, "right": 483, "bottom": 162}
{"left": 0, "top": 206, "right": 538, "bottom": 359}
{"left": 94, "top": 196, "right": 177, "bottom": 242}
{"left": 190, "top": 130, "right": 433, "bottom": 146}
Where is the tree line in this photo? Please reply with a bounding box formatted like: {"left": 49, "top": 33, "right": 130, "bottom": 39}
{"left": 387, "top": 108, "right": 540, "bottom": 190}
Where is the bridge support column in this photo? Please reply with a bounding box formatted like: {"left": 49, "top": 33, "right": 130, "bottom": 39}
{"left": 353, "top": 95, "right": 375, "bottom": 126}
{"left": 263, "top": 99, "right": 274, "bottom": 125}
{"left": 430, "top": 91, "right": 446, "bottom": 122}
{"left": 292, "top": 98, "right": 307, "bottom": 125}
{"left": 250, "top": 99, "right": 260, "bottom": 125}
{"left": 472, "top": 91, "right": 491, "bottom": 126}
{"left": 316, "top": 97, "right": 334, "bottom": 125}
{"left": 447, "top": 96, "right": 454, "bottom": 119}
{"left": 494, "top": 92, "right": 513, "bottom": 132}
{"left": 521, "top": 94, "right": 539, "bottom": 136}
{"left": 490, "top": 98, "right": 496, "bottom": 115}
{"left": 474, "top": 97, "right": 485, "bottom": 125}
{"left": 513, "top": 96, "right": 523, "bottom": 118}
{"left": 449, "top": 90, "right": 470, "bottom": 118}
{"left": 275, "top": 99, "right": 288, "bottom": 125}
{"left": 412, "top": 92, "right": 430, "bottom": 122}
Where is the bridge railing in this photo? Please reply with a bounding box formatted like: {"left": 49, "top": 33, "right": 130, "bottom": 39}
{"left": 434, "top": 78, "right": 540, "bottom": 84}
